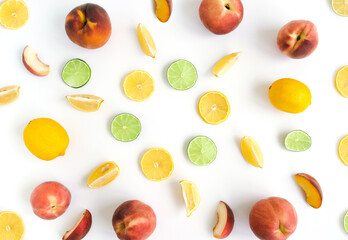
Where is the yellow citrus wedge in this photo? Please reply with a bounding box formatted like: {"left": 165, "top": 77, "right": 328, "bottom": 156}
{"left": 0, "top": 0, "right": 29, "bottom": 30}
{"left": 240, "top": 136, "right": 264, "bottom": 168}
{"left": 137, "top": 23, "right": 156, "bottom": 58}
{"left": 198, "top": 91, "right": 230, "bottom": 125}
{"left": 332, "top": 0, "right": 348, "bottom": 16}
{"left": 87, "top": 161, "right": 120, "bottom": 188}
{"left": 123, "top": 70, "right": 155, "bottom": 101}
{"left": 0, "top": 85, "right": 19, "bottom": 105}
{"left": 66, "top": 94, "right": 103, "bottom": 112}
{"left": 338, "top": 135, "right": 348, "bottom": 166}
{"left": 0, "top": 211, "right": 25, "bottom": 240}
{"left": 335, "top": 66, "right": 348, "bottom": 97}
{"left": 141, "top": 148, "right": 174, "bottom": 181}
{"left": 180, "top": 180, "right": 200, "bottom": 217}
{"left": 212, "top": 52, "right": 241, "bottom": 77}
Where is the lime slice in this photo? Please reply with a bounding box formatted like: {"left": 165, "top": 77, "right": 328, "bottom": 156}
{"left": 167, "top": 59, "right": 198, "bottom": 90}
{"left": 187, "top": 136, "right": 217, "bottom": 166}
{"left": 111, "top": 113, "right": 141, "bottom": 142}
{"left": 344, "top": 212, "right": 348, "bottom": 233}
{"left": 62, "top": 59, "right": 91, "bottom": 88}
{"left": 284, "top": 130, "right": 312, "bottom": 152}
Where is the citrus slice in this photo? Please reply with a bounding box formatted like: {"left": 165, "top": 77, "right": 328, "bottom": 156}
{"left": 187, "top": 136, "right": 217, "bottom": 166}
{"left": 0, "top": 211, "right": 25, "bottom": 240}
{"left": 212, "top": 52, "right": 241, "bottom": 77}
{"left": 62, "top": 59, "right": 91, "bottom": 88}
{"left": 0, "top": 85, "right": 19, "bottom": 105}
{"left": 66, "top": 94, "right": 103, "bottom": 112}
{"left": 335, "top": 66, "right": 348, "bottom": 97}
{"left": 344, "top": 212, "right": 348, "bottom": 233}
{"left": 167, "top": 59, "right": 198, "bottom": 90}
{"left": 284, "top": 130, "right": 312, "bottom": 152}
{"left": 180, "top": 180, "right": 200, "bottom": 217}
{"left": 338, "top": 135, "right": 348, "bottom": 166}
{"left": 332, "top": 0, "right": 348, "bottom": 16}
{"left": 0, "top": 0, "right": 29, "bottom": 30}
{"left": 123, "top": 70, "right": 155, "bottom": 101}
{"left": 140, "top": 148, "right": 174, "bottom": 181}
{"left": 240, "top": 136, "right": 263, "bottom": 168}
{"left": 111, "top": 113, "right": 141, "bottom": 142}
{"left": 198, "top": 91, "right": 230, "bottom": 125}
{"left": 137, "top": 23, "right": 156, "bottom": 58}
{"left": 87, "top": 161, "right": 120, "bottom": 188}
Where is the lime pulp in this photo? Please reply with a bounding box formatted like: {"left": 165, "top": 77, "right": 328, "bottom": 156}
{"left": 284, "top": 130, "right": 312, "bottom": 152}
{"left": 344, "top": 212, "right": 348, "bottom": 233}
{"left": 187, "top": 136, "right": 217, "bottom": 166}
{"left": 167, "top": 59, "right": 198, "bottom": 90}
{"left": 62, "top": 59, "right": 91, "bottom": 88}
{"left": 111, "top": 113, "right": 141, "bottom": 142}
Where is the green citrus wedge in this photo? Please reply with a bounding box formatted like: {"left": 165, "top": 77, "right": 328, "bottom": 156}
{"left": 111, "top": 113, "right": 141, "bottom": 142}
{"left": 284, "top": 130, "right": 312, "bottom": 152}
{"left": 187, "top": 136, "right": 217, "bottom": 166}
{"left": 344, "top": 211, "right": 348, "bottom": 233}
{"left": 62, "top": 59, "right": 91, "bottom": 88}
{"left": 167, "top": 59, "right": 198, "bottom": 90}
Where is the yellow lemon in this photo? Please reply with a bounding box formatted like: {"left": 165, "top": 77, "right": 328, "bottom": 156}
{"left": 23, "top": 118, "right": 69, "bottom": 161}
{"left": 268, "top": 78, "right": 311, "bottom": 113}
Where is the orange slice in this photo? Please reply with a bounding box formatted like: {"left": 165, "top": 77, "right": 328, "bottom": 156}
{"left": 198, "top": 91, "right": 230, "bottom": 125}
{"left": 66, "top": 94, "right": 103, "bottom": 112}
{"left": 212, "top": 52, "right": 241, "bottom": 77}
{"left": 137, "top": 23, "right": 156, "bottom": 58}
{"left": 180, "top": 180, "right": 200, "bottom": 217}
{"left": 0, "top": 211, "right": 25, "bottom": 240}
{"left": 0, "top": 85, "right": 19, "bottom": 105}
{"left": 338, "top": 135, "right": 348, "bottom": 166}
{"left": 123, "top": 70, "right": 155, "bottom": 101}
{"left": 0, "top": 0, "right": 29, "bottom": 30}
{"left": 240, "top": 136, "right": 264, "bottom": 168}
{"left": 140, "top": 148, "right": 174, "bottom": 181}
{"left": 87, "top": 161, "right": 120, "bottom": 188}
{"left": 335, "top": 66, "right": 348, "bottom": 97}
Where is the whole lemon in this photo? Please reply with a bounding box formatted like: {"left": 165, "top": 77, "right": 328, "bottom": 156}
{"left": 23, "top": 118, "right": 69, "bottom": 160}
{"left": 268, "top": 78, "right": 311, "bottom": 113}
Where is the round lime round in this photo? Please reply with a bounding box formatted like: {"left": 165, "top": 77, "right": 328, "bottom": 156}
{"left": 284, "top": 130, "right": 312, "bottom": 152}
{"left": 62, "top": 59, "right": 91, "bottom": 88}
{"left": 167, "top": 59, "right": 198, "bottom": 90}
{"left": 187, "top": 136, "right": 217, "bottom": 166}
{"left": 111, "top": 113, "right": 141, "bottom": 142}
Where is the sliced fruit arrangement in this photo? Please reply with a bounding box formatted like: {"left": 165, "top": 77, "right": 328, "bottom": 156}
{"left": 332, "top": 0, "right": 348, "bottom": 16}
{"left": 141, "top": 148, "right": 174, "bottom": 181}
{"left": 338, "top": 135, "right": 348, "bottom": 166}
{"left": 111, "top": 113, "right": 141, "bottom": 142}
{"left": 240, "top": 136, "right": 263, "bottom": 168}
{"left": 22, "top": 46, "right": 49, "bottom": 76}
{"left": 198, "top": 91, "right": 230, "bottom": 124}
{"left": 180, "top": 180, "right": 200, "bottom": 217}
{"left": 0, "top": 85, "right": 20, "bottom": 105}
{"left": 123, "top": 70, "right": 155, "bottom": 101}
{"left": 62, "top": 59, "right": 91, "bottom": 88}
{"left": 284, "top": 130, "right": 312, "bottom": 152}
{"left": 66, "top": 94, "right": 103, "bottom": 112}
{"left": 63, "top": 209, "right": 92, "bottom": 240}
{"left": 0, "top": 211, "right": 25, "bottom": 240}
{"left": 87, "top": 161, "right": 120, "bottom": 188}
{"left": 167, "top": 59, "right": 198, "bottom": 90}
{"left": 213, "top": 201, "right": 234, "bottom": 239}
{"left": 344, "top": 212, "right": 348, "bottom": 233}
{"left": 212, "top": 52, "right": 241, "bottom": 77}
{"left": 137, "top": 23, "right": 156, "bottom": 58}
{"left": 335, "top": 65, "right": 348, "bottom": 97}
{"left": 0, "top": 0, "right": 29, "bottom": 30}
{"left": 154, "top": 0, "right": 172, "bottom": 23}
{"left": 294, "top": 173, "right": 323, "bottom": 209}
{"left": 187, "top": 136, "right": 217, "bottom": 166}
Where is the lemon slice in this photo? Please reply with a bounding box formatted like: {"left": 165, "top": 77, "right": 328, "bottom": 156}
{"left": 141, "top": 148, "right": 174, "bottom": 181}
{"left": 87, "top": 161, "right": 120, "bottom": 188}
{"left": 137, "top": 23, "right": 156, "bottom": 58}
{"left": 66, "top": 94, "right": 103, "bottom": 112}
{"left": 123, "top": 70, "right": 155, "bottom": 101}
{"left": 212, "top": 52, "right": 241, "bottom": 77}
{"left": 198, "top": 91, "right": 230, "bottom": 125}
{"left": 240, "top": 136, "right": 263, "bottom": 168}
{"left": 0, "top": 0, "right": 29, "bottom": 29}
{"left": 338, "top": 135, "right": 348, "bottom": 166}
{"left": 0, "top": 85, "right": 19, "bottom": 105}
{"left": 180, "top": 180, "right": 200, "bottom": 217}
{"left": 332, "top": 0, "right": 348, "bottom": 16}
{"left": 335, "top": 66, "right": 348, "bottom": 97}
{"left": 0, "top": 211, "right": 25, "bottom": 240}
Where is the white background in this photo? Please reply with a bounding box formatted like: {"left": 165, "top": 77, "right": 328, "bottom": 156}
{"left": 0, "top": 0, "right": 347, "bottom": 239}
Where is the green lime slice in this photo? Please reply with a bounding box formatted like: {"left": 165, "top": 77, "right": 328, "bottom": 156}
{"left": 167, "top": 59, "right": 198, "bottom": 90}
{"left": 187, "top": 136, "right": 217, "bottom": 166}
{"left": 111, "top": 113, "right": 141, "bottom": 142}
{"left": 284, "top": 130, "right": 312, "bottom": 152}
{"left": 62, "top": 59, "right": 91, "bottom": 88}
{"left": 344, "top": 212, "right": 348, "bottom": 233}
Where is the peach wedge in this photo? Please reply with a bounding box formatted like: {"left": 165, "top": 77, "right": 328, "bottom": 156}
{"left": 294, "top": 173, "right": 323, "bottom": 209}
{"left": 22, "top": 46, "right": 49, "bottom": 76}
{"left": 63, "top": 209, "right": 92, "bottom": 240}
{"left": 154, "top": 0, "right": 172, "bottom": 23}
